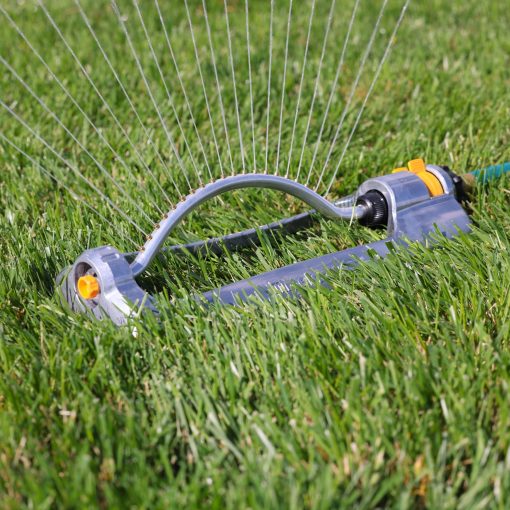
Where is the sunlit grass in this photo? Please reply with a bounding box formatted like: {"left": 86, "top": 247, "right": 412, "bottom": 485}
{"left": 1, "top": 0, "right": 510, "bottom": 508}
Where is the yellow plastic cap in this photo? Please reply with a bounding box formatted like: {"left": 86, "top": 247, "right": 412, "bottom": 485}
{"left": 77, "top": 275, "right": 100, "bottom": 300}
{"left": 407, "top": 158, "right": 444, "bottom": 197}
{"left": 407, "top": 158, "right": 427, "bottom": 173}
{"left": 391, "top": 158, "right": 443, "bottom": 196}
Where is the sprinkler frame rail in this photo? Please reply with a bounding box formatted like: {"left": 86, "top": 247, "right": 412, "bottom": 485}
{"left": 58, "top": 159, "right": 509, "bottom": 325}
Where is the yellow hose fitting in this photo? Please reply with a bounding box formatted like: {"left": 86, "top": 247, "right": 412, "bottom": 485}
{"left": 77, "top": 275, "right": 100, "bottom": 300}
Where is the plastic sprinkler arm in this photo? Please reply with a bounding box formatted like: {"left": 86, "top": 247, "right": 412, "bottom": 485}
{"left": 120, "top": 193, "right": 358, "bottom": 261}
{"left": 156, "top": 161, "right": 510, "bottom": 261}
{"left": 129, "top": 175, "right": 367, "bottom": 278}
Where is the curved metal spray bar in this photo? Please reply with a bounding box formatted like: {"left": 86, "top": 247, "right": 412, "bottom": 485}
{"left": 123, "top": 192, "right": 357, "bottom": 260}
{"left": 130, "top": 174, "right": 366, "bottom": 277}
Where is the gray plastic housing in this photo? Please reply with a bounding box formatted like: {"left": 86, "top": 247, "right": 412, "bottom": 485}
{"left": 58, "top": 168, "right": 471, "bottom": 325}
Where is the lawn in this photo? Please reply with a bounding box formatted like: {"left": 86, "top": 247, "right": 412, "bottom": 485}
{"left": 1, "top": 0, "right": 510, "bottom": 508}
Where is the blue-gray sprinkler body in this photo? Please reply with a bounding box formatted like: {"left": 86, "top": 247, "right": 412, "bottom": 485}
{"left": 58, "top": 162, "right": 471, "bottom": 325}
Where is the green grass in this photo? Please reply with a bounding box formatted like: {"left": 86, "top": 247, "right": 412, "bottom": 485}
{"left": 1, "top": 0, "right": 510, "bottom": 508}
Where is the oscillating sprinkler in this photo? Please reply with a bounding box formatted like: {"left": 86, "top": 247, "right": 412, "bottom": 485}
{"left": 58, "top": 159, "right": 510, "bottom": 325}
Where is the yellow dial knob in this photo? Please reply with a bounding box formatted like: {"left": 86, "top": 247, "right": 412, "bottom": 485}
{"left": 392, "top": 158, "right": 444, "bottom": 197}
{"left": 407, "top": 158, "right": 427, "bottom": 173}
{"left": 77, "top": 275, "right": 100, "bottom": 300}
